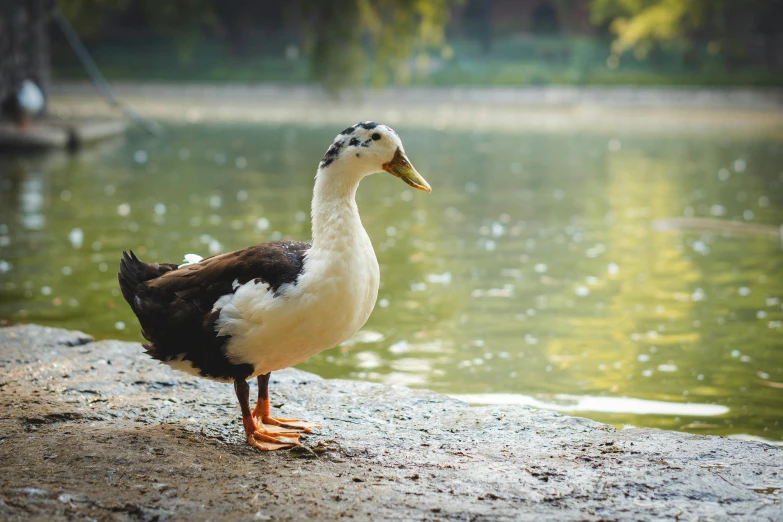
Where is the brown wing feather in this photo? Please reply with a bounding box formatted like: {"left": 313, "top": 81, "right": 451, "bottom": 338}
{"left": 118, "top": 241, "right": 310, "bottom": 381}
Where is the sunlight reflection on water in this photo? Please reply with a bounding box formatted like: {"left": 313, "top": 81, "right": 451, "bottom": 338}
{"left": 450, "top": 393, "right": 730, "bottom": 416}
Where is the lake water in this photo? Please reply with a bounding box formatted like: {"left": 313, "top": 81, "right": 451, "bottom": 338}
{"left": 1, "top": 122, "right": 782, "bottom": 444}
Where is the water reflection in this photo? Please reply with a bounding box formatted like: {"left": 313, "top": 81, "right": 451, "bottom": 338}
{"left": 450, "top": 393, "right": 730, "bottom": 416}
{"left": 20, "top": 173, "right": 46, "bottom": 231}
{"left": 0, "top": 123, "right": 781, "bottom": 443}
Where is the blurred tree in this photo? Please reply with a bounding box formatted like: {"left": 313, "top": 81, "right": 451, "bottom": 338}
{"left": 58, "top": 0, "right": 455, "bottom": 93}
{"left": 137, "top": 1, "right": 217, "bottom": 64}
{"left": 57, "top": 0, "right": 129, "bottom": 38}
{"left": 298, "top": 1, "right": 366, "bottom": 95}
{"left": 59, "top": 0, "right": 216, "bottom": 64}
{"left": 531, "top": 2, "right": 560, "bottom": 34}
{"left": 591, "top": 0, "right": 783, "bottom": 68}
{"left": 301, "top": 0, "right": 454, "bottom": 94}
{"left": 463, "top": 0, "right": 493, "bottom": 54}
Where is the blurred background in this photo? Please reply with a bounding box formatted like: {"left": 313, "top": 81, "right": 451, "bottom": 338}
{"left": 52, "top": 0, "right": 783, "bottom": 90}
{"left": 1, "top": 0, "right": 782, "bottom": 445}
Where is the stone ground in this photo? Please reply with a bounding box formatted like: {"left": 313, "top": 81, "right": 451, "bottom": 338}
{"left": 1, "top": 324, "right": 781, "bottom": 521}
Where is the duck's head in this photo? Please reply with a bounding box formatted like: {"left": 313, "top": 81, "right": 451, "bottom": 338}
{"left": 319, "top": 121, "right": 431, "bottom": 193}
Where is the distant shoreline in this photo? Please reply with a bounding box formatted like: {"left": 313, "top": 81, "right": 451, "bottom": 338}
{"left": 47, "top": 82, "right": 783, "bottom": 136}
{"left": 50, "top": 81, "right": 783, "bottom": 109}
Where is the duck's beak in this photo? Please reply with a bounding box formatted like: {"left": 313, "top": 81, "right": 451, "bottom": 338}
{"left": 382, "top": 148, "right": 431, "bottom": 193}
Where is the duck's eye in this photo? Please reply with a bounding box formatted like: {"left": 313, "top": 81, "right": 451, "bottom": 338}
{"left": 371, "top": 133, "right": 381, "bottom": 141}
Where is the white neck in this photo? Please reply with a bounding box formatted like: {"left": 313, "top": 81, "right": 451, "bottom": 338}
{"left": 310, "top": 164, "right": 364, "bottom": 250}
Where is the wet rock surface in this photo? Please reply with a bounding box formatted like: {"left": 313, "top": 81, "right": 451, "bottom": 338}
{"left": 1, "top": 324, "right": 781, "bottom": 521}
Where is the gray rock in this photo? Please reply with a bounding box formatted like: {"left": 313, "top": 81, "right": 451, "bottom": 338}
{"left": 1, "top": 324, "right": 781, "bottom": 521}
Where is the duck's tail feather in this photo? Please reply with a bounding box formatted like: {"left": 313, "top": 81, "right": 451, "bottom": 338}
{"left": 118, "top": 250, "right": 177, "bottom": 312}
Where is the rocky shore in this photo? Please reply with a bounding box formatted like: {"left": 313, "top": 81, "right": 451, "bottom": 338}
{"left": 1, "top": 324, "right": 781, "bottom": 521}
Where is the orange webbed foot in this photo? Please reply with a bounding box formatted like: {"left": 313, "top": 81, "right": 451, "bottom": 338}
{"left": 246, "top": 430, "right": 300, "bottom": 451}
{"left": 252, "top": 403, "right": 320, "bottom": 433}
{"left": 242, "top": 415, "right": 300, "bottom": 451}
{"left": 261, "top": 416, "right": 321, "bottom": 433}
{"left": 250, "top": 374, "right": 321, "bottom": 439}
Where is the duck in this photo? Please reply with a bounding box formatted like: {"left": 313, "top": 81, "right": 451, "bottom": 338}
{"left": 118, "top": 121, "right": 431, "bottom": 451}
{"left": 1, "top": 80, "right": 45, "bottom": 130}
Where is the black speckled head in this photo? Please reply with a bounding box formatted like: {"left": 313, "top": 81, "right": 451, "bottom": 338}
{"left": 320, "top": 121, "right": 403, "bottom": 170}
{"left": 318, "top": 122, "right": 430, "bottom": 193}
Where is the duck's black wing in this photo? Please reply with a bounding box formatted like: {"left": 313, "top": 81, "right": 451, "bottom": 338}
{"left": 118, "top": 241, "right": 310, "bottom": 381}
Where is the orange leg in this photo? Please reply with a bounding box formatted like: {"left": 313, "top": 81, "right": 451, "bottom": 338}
{"left": 252, "top": 373, "right": 321, "bottom": 433}
{"left": 233, "top": 379, "right": 300, "bottom": 451}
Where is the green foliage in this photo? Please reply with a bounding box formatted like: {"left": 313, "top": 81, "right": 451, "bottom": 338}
{"left": 58, "top": 0, "right": 130, "bottom": 38}
{"left": 590, "top": 0, "right": 783, "bottom": 67}
{"left": 58, "top": 0, "right": 455, "bottom": 93}
{"left": 591, "top": 0, "right": 690, "bottom": 59}
{"left": 58, "top": 0, "right": 216, "bottom": 64}
{"left": 53, "top": 1, "right": 782, "bottom": 88}
{"left": 302, "top": 2, "right": 366, "bottom": 95}
{"left": 302, "top": 0, "right": 454, "bottom": 95}
{"left": 136, "top": 0, "right": 217, "bottom": 64}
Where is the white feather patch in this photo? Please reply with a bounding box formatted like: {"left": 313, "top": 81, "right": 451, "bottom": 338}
{"left": 165, "top": 354, "right": 232, "bottom": 383}
{"left": 215, "top": 227, "right": 380, "bottom": 376}
{"left": 178, "top": 253, "right": 203, "bottom": 268}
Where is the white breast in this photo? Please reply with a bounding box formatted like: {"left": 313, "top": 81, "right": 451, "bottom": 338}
{"left": 214, "top": 226, "right": 380, "bottom": 377}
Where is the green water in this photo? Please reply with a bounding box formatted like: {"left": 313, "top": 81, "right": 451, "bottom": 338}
{"left": 1, "top": 123, "right": 782, "bottom": 443}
